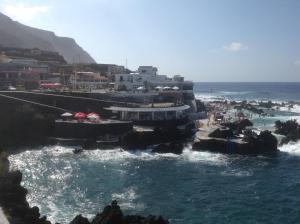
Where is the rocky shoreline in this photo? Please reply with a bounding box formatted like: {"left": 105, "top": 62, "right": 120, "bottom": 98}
{"left": 274, "top": 119, "right": 300, "bottom": 145}
{"left": 0, "top": 151, "right": 169, "bottom": 224}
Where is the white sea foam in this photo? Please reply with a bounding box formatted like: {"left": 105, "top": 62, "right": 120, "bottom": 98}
{"left": 181, "top": 146, "right": 228, "bottom": 166}
{"left": 278, "top": 141, "right": 300, "bottom": 156}
{"left": 194, "top": 94, "right": 226, "bottom": 102}
{"left": 111, "top": 188, "right": 145, "bottom": 210}
{"left": 82, "top": 148, "right": 179, "bottom": 162}
{"left": 221, "top": 169, "right": 253, "bottom": 177}
{"left": 278, "top": 104, "right": 300, "bottom": 114}
{"left": 81, "top": 145, "right": 228, "bottom": 166}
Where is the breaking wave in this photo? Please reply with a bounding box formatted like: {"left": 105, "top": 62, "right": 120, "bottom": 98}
{"left": 278, "top": 141, "right": 300, "bottom": 156}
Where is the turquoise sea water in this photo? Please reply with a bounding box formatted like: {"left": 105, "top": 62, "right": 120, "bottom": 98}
{"left": 8, "top": 83, "right": 300, "bottom": 224}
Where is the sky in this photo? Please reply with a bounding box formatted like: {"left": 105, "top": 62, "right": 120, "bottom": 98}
{"left": 0, "top": 0, "right": 299, "bottom": 82}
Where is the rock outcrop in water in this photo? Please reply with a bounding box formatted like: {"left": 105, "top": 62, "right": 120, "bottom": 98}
{"left": 152, "top": 142, "right": 184, "bottom": 154}
{"left": 193, "top": 118, "right": 277, "bottom": 154}
{"left": 194, "top": 130, "right": 277, "bottom": 154}
{"left": 70, "top": 201, "right": 168, "bottom": 224}
{"left": 0, "top": 163, "right": 51, "bottom": 224}
{"left": 221, "top": 119, "right": 253, "bottom": 135}
{"left": 275, "top": 120, "right": 300, "bottom": 145}
{"left": 234, "top": 101, "right": 264, "bottom": 115}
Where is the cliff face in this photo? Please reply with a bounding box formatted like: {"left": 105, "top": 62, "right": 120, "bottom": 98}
{"left": 0, "top": 12, "right": 95, "bottom": 64}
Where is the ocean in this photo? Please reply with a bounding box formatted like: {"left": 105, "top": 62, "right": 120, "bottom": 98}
{"left": 9, "top": 83, "right": 300, "bottom": 224}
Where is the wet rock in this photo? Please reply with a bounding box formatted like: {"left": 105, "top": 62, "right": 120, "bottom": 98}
{"left": 222, "top": 119, "right": 253, "bottom": 134}
{"left": 152, "top": 142, "right": 184, "bottom": 154}
{"left": 208, "top": 128, "right": 233, "bottom": 139}
{"left": 90, "top": 201, "right": 169, "bottom": 224}
{"left": 91, "top": 200, "right": 123, "bottom": 224}
{"left": 124, "top": 215, "right": 168, "bottom": 224}
{"left": 258, "top": 101, "right": 274, "bottom": 108}
{"left": 234, "top": 103, "right": 264, "bottom": 115}
{"left": 193, "top": 130, "right": 277, "bottom": 154}
{"left": 0, "top": 168, "right": 52, "bottom": 224}
{"left": 275, "top": 120, "right": 300, "bottom": 145}
{"left": 244, "top": 130, "right": 278, "bottom": 153}
{"left": 70, "top": 215, "right": 90, "bottom": 224}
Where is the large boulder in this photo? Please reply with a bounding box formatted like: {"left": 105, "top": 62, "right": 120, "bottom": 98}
{"left": 70, "top": 215, "right": 90, "bottom": 224}
{"left": 91, "top": 200, "right": 123, "bottom": 224}
{"left": 90, "top": 201, "right": 169, "bottom": 224}
{"left": 208, "top": 128, "right": 233, "bottom": 139}
{"left": 152, "top": 142, "right": 184, "bottom": 154}
{"left": 222, "top": 119, "right": 253, "bottom": 134}
{"left": 275, "top": 120, "right": 300, "bottom": 145}
{"left": 244, "top": 130, "right": 278, "bottom": 153}
{"left": 193, "top": 130, "right": 277, "bottom": 154}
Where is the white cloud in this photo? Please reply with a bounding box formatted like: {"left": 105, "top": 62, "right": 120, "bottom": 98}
{"left": 1, "top": 3, "right": 51, "bottom": 23}
{"left": 223, "top": 42, "right": 248, "bottom": 52}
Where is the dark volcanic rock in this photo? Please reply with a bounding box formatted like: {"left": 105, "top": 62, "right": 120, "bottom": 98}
{"left": 70, "top": 215, "right": 90, "bottom": 224}
{"left": 88, "top": 201, "right": 169, "bottom": 224}
{"left": 91, "top": 200, "right": 123, "bottom": 224}
{"left": 234, "top": 102, "right": 264, "bottom": 115}
{"left": 152, "top": 142, "right": 184, "bottom": 154}
{"left": 275, "top": 120, "right": 300, "bottom": 145}
{"left": 208, "top": 128, "right": 233, "bottom": 139}
{"left": 222, "top": 119, "right": 253, "bottom": 134}
{"left": 0, "top": 170, "right": 51, "bottom": 224}
{"left": 193, "top": 130, "right": 277, "bottom": 154}
{"left": 244, "top": 130, "right": 278, "bottom": 153}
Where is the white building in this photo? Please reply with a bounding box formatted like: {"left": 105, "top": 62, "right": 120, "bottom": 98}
{"left": 114, "top": 66, "right": 193, "bottom": 93}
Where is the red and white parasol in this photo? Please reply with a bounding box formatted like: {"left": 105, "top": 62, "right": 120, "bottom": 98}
{"left": 74, "top": 112, "right": 86, "bottom": 119}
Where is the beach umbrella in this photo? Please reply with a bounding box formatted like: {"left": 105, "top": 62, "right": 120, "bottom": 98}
{"left": 155, "top": 86, "right": 163, "bottom": 89}
{"left": 172, "top": 86, "right": 179, "bottom": 90}
{"left": 87, "top": 115, "right": 100, "bottom": 121}
{"left": 137, "top": 86, "right": 145, "bottom": 90}
{"left": 61, "top": 112, "right": 73, "bottom": 117}
{"left": 87, "top": 112, "right": 100, "bottom": 120}
{"left": 163, "top": 86, "right": 171, "bottom": 90}
{"left": 87, "top": 112, "right": 99, "bottom": 117}
{"left": 74, "top": 112, "right": 86, "bottom": 119}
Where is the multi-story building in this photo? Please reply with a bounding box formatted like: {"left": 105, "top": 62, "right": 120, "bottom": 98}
{"left": 70, "top": 72, "right": 108, "bottom": 90}
{"left": 114, "top": 66, "right": 193, "bottom": 93}
{"left": 0, "top": 58, "right": 43, "bottom": 90}
{"left": 0, "top": 70, "right": 40, "bottom": 90}
{"left": 10, "top": 58, "right": 49, "bottom": 74}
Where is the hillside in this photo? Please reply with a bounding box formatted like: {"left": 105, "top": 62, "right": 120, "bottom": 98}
{"left": 0, "top": 12, "right": 95, "bottom": 64}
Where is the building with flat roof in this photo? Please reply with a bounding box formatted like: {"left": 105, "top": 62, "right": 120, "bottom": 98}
{"left": 114, "top": 66, "right": 193, "bottom": 93}
{"left": 70, "top": 71, "right": 108, "bottom": 90}
{"left": 0, "top": 70, "right": 40, "bottom": 90}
